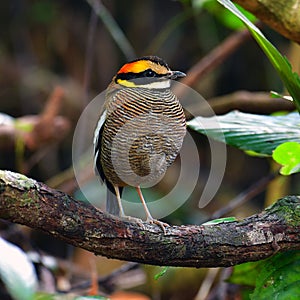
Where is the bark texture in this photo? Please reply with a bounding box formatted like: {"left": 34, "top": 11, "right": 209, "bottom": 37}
{"left": 235, "top": 0, "right": 300, "bottom": 43}
{"left": 0, "top": 170, "right": 299, "bottom": 268}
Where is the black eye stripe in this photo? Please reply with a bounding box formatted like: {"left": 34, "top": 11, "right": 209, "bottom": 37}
{"left": 144, "top": 69, "right": 155, "bottom": 77}
{"left": 116, "top": 69, "right": 166, "bottom": 81}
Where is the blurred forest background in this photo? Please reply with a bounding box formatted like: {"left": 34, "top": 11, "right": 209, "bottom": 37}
{"left": 0, "top": 0, "right": 299, "bottom": 299}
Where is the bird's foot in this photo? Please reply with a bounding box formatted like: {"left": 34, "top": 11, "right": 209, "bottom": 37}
{"left": 120, "top": 215, "right": 146, "bottom": 229}
{"left": 146, "top": 217, "right": 170, "bottom": 234}
{"left": 119, "top": 215, "right": 169, "bottom": 233}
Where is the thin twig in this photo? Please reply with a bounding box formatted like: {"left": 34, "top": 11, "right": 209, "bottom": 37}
{"left": 180, "top": 28, "right": 255, "bottom": 88}
{"left": 25, "top": 86, "right": 67, "bottom": 150}
{"left": 185, "top": 90, "right": 295, "bottom": 117}
{"left": 210, "top": 172, "right": 277, "bottom": 220}
{"left": 83, "top": 7, "right": 98, "bottom": 106}
{"left": 86, "top": 0, "right": 136, "bottom": 60}
{"left": 195, "top": 268, "right": 220, "bottom": 300}
{"left": 206, "top": 268, "right": 234, "bottom": 300}
{"left": 145, "top": 8, "right": 193, "bottom": 54}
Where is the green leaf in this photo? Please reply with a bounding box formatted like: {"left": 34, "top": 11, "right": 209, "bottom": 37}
{"left": 271, "top": 91, "right": 293, "bottom": 102}
{"left": 272, "top": 142, "right": 300, "bottom": 175}
{"left": 34, "top": 293, "right": 55, "bottom": 300}
{"left": 187, "top": 111, "right": 300, "bottom": 155}
{"left": 244, "top": 150, "right": 269, "bottom": 157}
{"left": 0, "top": 238, "right": 37, "bottom": 300}
{"left": 228, "top": 261, "right": 263, "bottom": 287}
{"left": 14, "top": 120, "right": 34, "bottom": 133}
{"left": 251, "top": 251, "right": 300, "bottom": 299}
{"left": 229, "top": 251, "right": 300, "bottom": 299}
{"left": 200, "top": 1, "right": 256, "bottom": 30}
{"left": 217, "top": 0, "right": 300, "bottom": 113}
{"left": 154, "top": 266, "right": 169, "bottom": 280}
{"left": 202, "top": 217, "right": 237, "bottom": 225}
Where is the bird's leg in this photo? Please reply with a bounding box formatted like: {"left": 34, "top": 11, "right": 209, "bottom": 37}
{"left": 136, "top": 186, "right": 170, "bottom": 233}
{"left": 113, "top": 185, "right": 126, "bottom": 217}
{"left": 135, "top": 186, "right": 153, "bottom": 220}
{"left": 113, "top": 185, "right": 144, "bottom": 227}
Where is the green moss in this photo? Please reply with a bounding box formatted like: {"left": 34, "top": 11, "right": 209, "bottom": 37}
{"left": 0, "top": 170, "right": 37, "bottom": 190}
{"left": 266, "top": 196, "right": 300, "bottom": 227}
{"left": 18, "top": 192, "right": 37, "bottom": 207}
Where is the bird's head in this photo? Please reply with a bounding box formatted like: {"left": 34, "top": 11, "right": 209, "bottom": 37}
{"left": 114, "top": 56, "right": 185, "bottom": 88}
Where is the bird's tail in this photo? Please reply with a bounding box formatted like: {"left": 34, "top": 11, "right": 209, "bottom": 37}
{"left": 106, "top": 189, "right": 120, "bottom": 215}
{"left": 106, "top": 186, "right": 123, "bottom": 216}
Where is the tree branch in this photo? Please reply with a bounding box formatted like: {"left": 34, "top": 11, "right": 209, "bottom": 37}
{"left": 234, "top": 0, "right": 300, "bottom": 44}
{"left": 180, "top": 28, "right": 253, "bottom": 89}
{"left": 0, "top": 170, "right": 299, "bottom": 268}
{"left": 0, "top": 86, "right": 70, "bottom": 151}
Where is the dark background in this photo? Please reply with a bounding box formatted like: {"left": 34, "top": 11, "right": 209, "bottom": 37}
{"left": 0, "top": 1, "right": 298, "bottom": 299}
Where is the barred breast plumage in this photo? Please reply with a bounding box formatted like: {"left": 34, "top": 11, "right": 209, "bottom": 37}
{"left": 102, "top": 86, "right": 186, "bottom": 187}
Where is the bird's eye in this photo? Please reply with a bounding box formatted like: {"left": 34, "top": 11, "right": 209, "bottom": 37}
{"left": 144, "top": 69, "right": 155, "bottom": 77}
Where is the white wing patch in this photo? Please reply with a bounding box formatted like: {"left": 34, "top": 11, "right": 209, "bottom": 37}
{"left": 93, "top": 109, "right": 107, "bottom": 147}
{"left": 93, "top": 109, "right": 107, "bottom": 170}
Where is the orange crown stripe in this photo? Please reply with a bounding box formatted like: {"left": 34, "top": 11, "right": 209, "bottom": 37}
{"left": 118, "top": 60, "right": 150, "bottom": 74}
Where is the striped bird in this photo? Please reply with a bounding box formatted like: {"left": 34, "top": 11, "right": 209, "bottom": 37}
{"left": 93, "top": 56, "right": 186, "bottom": 231}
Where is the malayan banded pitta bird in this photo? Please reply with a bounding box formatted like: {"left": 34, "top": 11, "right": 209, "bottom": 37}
{"left": 93, "top": 56, "right": 186, "bottom": 231}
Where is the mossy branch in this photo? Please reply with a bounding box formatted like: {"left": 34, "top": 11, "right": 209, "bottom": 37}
{"left": 0, "top": 170, "right": 299, "bottom": 268}
{"left": 234, "top": 0, "right": 300, "bottom": 44}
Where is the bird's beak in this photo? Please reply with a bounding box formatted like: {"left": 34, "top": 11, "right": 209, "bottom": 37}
{"left": 167, "top": 70, "right": 186, "bottom": 80}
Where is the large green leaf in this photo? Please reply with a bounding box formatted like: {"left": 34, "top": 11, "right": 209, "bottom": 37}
{"left": 187, "top": 111, "right": 300, "bottom": 155}
{"left": 195, "top": 0, "right": 256, "bottom": 30}
{"left": 228, "top": 251, "right": 300, "bottom": 299}
{"left": 251, "top": 251, "right": 300, "bottom": 299}
{"left": 217, "top": 0, "right": 300, "bottom": 113}
{"left": 228, "top": 260, "right": 262, "bottom": 287}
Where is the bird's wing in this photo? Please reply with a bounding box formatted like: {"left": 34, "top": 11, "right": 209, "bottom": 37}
{"left": 93, "top": 108, "right": 121, "bottom": 216}
{"left": 93, "top": 109, "right": 107, "bottom": 183}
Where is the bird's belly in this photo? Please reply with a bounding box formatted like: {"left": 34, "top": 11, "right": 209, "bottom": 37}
{"left": 101, "top": 112, "right": 186, "bottom": 187}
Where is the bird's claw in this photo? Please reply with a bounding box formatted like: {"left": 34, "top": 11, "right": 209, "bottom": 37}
{"left": 120, "top": 215, "right": 169, "bottom": 233}
{"left": 146, "top": 217, "right": 170, "bottom": 234}
{"left": 120, "top": 215, "right": 146, "bottom": 229}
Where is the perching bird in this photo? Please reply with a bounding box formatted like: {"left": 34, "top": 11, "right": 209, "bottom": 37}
{"left": 93, "top": 56, "right": 186, "bottom": 230}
